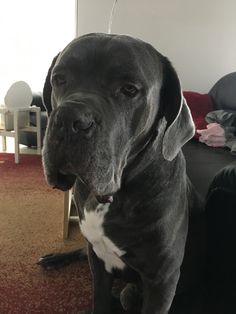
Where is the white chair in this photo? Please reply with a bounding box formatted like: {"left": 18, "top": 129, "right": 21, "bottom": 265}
{"left": 0, "top": 81, "right": 41, "bottom": 163}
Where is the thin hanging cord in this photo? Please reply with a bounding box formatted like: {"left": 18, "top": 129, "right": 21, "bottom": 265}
{"left": 75, "top": 0, "right": 79, "bottom": 37}
{"left": 108, "top": 0, "right": 118, "bottom": 34}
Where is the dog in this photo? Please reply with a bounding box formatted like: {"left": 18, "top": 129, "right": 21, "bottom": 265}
{"left": 40, "top": 33, "right": 206, "bottom": 314}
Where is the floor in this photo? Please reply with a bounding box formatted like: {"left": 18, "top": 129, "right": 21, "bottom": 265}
{"left": 0, "top": 136, "right": 38, "bottom": 155}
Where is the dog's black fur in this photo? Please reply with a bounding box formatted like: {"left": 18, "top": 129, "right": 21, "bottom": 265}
{"left": 40, "top": 33, "right": 207, "bottom": 314}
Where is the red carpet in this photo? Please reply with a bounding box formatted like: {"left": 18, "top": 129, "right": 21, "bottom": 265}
{"left": 0, "top": 153, "right": 90, "bottom": 313}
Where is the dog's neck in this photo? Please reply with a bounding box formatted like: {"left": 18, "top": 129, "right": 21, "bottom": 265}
{"left": 123, "top": 119, "right": 176, "bottom": 185}
{"left": 124, "top": 146, "right": 184, "bottom": 188}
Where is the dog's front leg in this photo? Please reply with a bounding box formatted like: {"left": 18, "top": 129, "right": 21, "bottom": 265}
{"left": 141, "top": 269, "right": 180, "bottom": 314}
{"left": 88, "top": 243, "right": 113, "bottom": 314}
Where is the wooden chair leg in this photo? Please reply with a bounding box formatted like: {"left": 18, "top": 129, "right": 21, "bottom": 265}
{"left": 63, "top": 189, "right": 73, "bottom": 239}
{"left": 35, "top": 107, "right": 41, "bottom": 155}
{"left": 1, "top": 135, "right": 7, "bottom": 151}
{"left": 13, "top": 110, "right": 20, "bottom": 164}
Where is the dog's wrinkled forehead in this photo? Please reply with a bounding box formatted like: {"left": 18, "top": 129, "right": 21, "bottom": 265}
{"left": 52, "top": 33, "right": 163, "bottom": 90}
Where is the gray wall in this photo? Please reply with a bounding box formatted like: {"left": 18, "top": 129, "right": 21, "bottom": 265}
{"left": 77, "top": 0, "right": 236, "bottom": 92}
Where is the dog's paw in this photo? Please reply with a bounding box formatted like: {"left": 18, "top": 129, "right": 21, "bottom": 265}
{"left": 120, "top": 283, "right": 142, "bottom": 311}
{"left": 37, "top": 248, "right": 87, "bottom": 270}
{"left": 37, "top": 253, "right": 67, "bottom": 270}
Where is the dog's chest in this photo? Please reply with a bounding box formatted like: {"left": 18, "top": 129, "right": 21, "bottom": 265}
{"left": 80, "top": 204, "right": 126, "bottom": 273}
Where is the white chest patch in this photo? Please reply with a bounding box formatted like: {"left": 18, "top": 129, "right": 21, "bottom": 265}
{"left": 80, "top": 204, "right": 126, "bottom": 273}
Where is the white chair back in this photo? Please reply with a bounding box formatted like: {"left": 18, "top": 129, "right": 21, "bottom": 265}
{"left": 4, "top": 81, "right": 33, "bottom": 109}
{"left": 2, "top": 81, "right": 33, "bottom": 130}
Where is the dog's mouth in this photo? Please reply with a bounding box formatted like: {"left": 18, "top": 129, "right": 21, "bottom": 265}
{"left": 43, "top": 136, "right": 121, "bottom": 204}
{"left": 45, "top": 166, "right": 115, "bottom": 204}
{"left": 95, "top": 195, "right": 114, "bottom": 204}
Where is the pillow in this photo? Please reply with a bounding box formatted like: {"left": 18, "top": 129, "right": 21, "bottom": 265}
{"left": 183, "top": 91, "right": 214, "bottom": 139}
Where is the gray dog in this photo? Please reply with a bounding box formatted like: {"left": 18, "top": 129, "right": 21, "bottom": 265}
{"left": 42, "top": 33, "right": 205, "bottom": 314}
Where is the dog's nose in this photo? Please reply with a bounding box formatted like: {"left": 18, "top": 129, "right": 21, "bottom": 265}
{"left": 54, "top": 102, "right": 96, "bottom": 137}
{"left": 72, "top": 112, "right": 95, "bottom": 133}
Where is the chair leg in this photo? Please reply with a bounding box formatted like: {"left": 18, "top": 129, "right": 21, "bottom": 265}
{"left": 13, "top": 111, "right": 20, "bottom": 164}
{"left": 63, "top": 188, "right": 73, "bottom": 239}
{"left": 14, "top": 141, "right": 19, "bottom": 163}
{"left": 35, "top": 107, "right": 41, "bottom": 155}
{"left": 1, "top": 135, "right": 7, "bottom": 151}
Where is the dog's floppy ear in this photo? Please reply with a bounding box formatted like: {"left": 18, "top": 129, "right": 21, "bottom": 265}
{"left": 42, "top": 53, "right": 60, "bottom": 116}
{"left": 159, "top": 58, "right": 195, "bottom": 161}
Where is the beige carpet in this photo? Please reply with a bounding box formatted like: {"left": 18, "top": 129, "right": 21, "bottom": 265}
{"left": 0, "top": 153, "right": 90, "bottom": 313}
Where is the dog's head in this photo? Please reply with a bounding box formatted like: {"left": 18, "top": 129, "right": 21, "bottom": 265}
{"left": 43, "top": 33, "right": 194, "bottom": 201}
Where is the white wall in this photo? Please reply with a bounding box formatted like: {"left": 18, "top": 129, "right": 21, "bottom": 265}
{"left": 77, "top": 0, "right": 236, "bottom": 93}
{"left": 0, "top": 0, "right": 75, "bottom": 102}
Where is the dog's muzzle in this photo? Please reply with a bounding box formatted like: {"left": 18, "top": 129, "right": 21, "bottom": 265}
{"left": 43, "top": 99, "right": 121, "bottom": 202}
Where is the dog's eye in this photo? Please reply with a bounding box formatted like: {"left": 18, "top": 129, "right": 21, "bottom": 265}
{"left": 52, "top": 74, "right": 66, "bottom": 87}
{"left": 120, "top": 84, "right": 138, "bottom": 98}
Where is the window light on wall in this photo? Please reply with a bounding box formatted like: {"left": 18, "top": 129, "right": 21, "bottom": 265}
{"left": 0, "top": 0, "right": 75, "bottom": 102}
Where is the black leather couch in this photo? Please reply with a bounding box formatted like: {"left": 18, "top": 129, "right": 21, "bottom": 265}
{"left": 183, "top": 72, "right": 236, "bottom": 199}
{"left": 173, "top": 73, "right": 236, "bottom": 314}
{"left": 183, "top": 140, "right": 235, "bottom": 199}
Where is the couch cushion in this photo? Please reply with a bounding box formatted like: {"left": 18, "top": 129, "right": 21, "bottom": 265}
{"left": 183, "top": 140, "right": 235, "bottom": 198}
{"left": 183, "top": 91, "right": 214, "bottom": 138}
{"left": 209, "top": 72, "right": 236, "bottom": 112}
